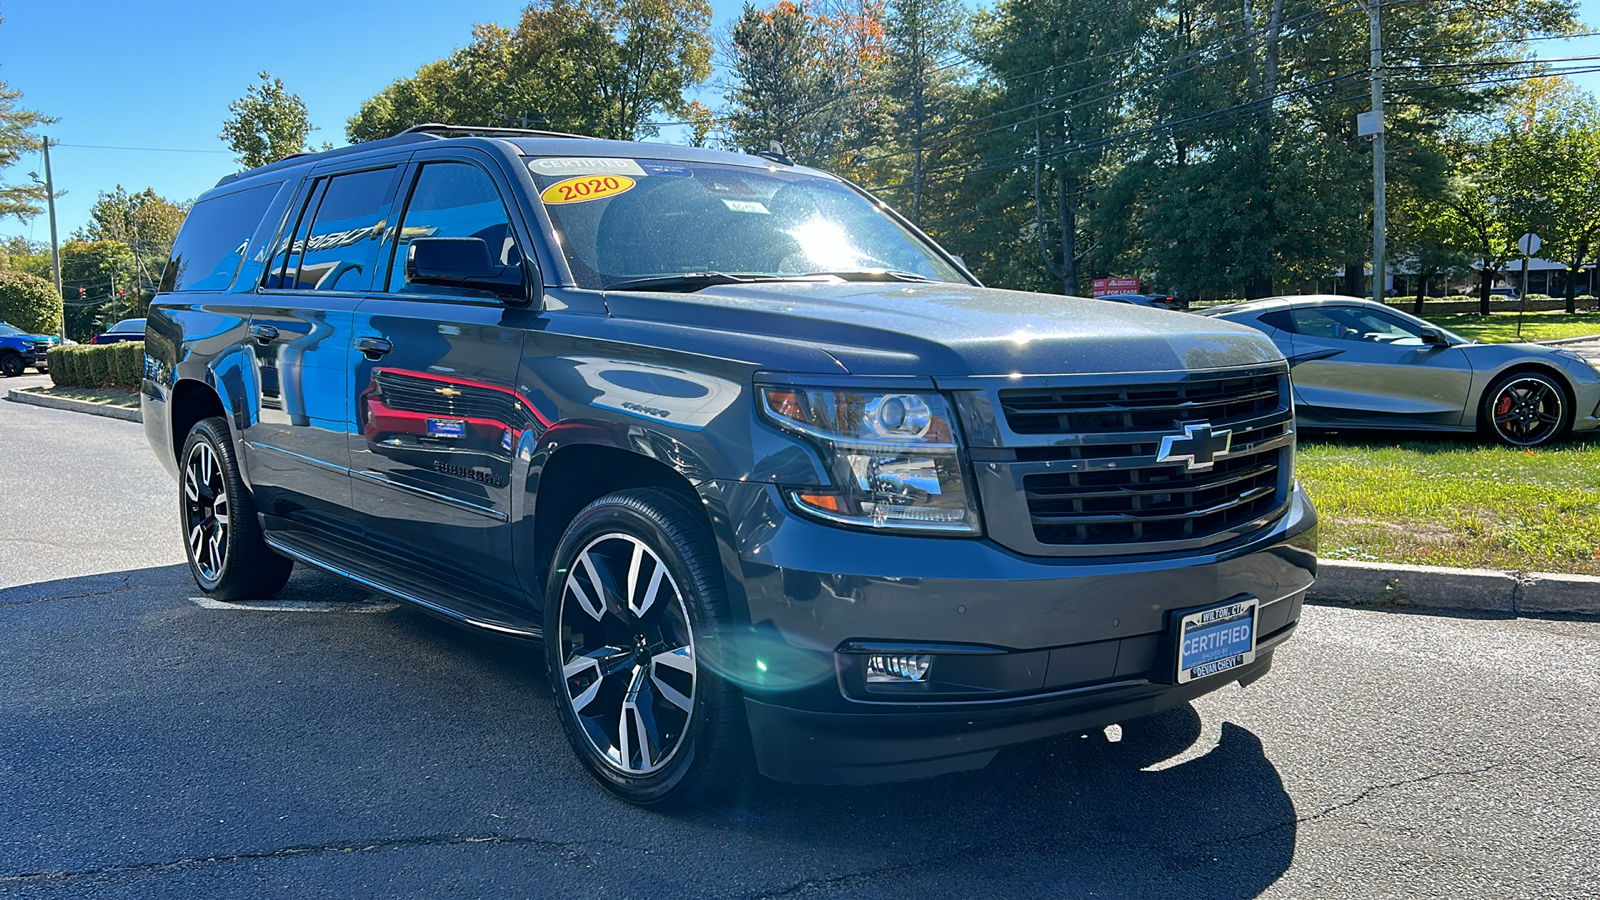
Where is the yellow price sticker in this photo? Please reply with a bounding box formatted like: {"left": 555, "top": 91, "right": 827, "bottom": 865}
{"left": 540, "top": 174, "right": 636, "bottom": 205}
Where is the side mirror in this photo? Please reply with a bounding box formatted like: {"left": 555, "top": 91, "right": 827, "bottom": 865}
{"left": 405, "top": 237, "right": 539, "bottom": 307}
{"left": 1420, "top": 328, "right": 1448, "bottom": 347}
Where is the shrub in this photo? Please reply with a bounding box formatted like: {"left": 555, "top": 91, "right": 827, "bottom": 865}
{"left": 85, "top": 345, "right": 112, "bottom": 386}
{"left": 0, "top": 270, "right": 62, "bottom": 335}
{"left": 111, "top": 342, "right": 144, "bottom": 387}
{"left": 46, "top": 346, "right": 74, "bottom": 386}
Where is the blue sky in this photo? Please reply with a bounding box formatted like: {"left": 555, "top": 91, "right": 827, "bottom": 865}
{"left": 2, "top": 0, "right": 1597, "bottom": 243}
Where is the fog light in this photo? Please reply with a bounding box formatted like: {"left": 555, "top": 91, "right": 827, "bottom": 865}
{"left": 866, "top": 653, "right": 932, "bottom": 683}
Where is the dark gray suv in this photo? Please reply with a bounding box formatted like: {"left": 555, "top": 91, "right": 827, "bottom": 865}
{"left": 142, "top": 125, "right": 1317, "bottom": 806}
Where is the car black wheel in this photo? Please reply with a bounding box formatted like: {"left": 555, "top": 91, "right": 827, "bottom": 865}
{"left": 544, "top": 488, "right": 750, "bottom": 807}
{"left": 1481, "top": 371, "right": 1571, "bottom": 447}
{"left": 179, "top": 416, "right": 293, "bottom": 599}
{"left": 0, "top": 353, "right": 22, "bottom": 378}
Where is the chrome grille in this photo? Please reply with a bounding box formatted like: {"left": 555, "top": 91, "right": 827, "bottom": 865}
{"left": 979, "top": 369, "right": 1293, "bottom": 554}
{"left": 373, "top": 370, "right": 520, "bottom": 423}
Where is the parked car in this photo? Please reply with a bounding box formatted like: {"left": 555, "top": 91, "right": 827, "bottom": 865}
{"left": 0, "top": 322, "right": 54, "bottom": 376}
{"left": 1096, "top": 292, "right": 1182, "bottom": 311}
{"left": 91, "top": 318, "right": 146, "bottom": 344}
{"left": 144, "top": 124, "right": 1317, "bottom": 806}
{"left": 1488, "top": 286, "right": 1519, "bottom": 301}
{"left": 1201, "top": 295, "right": 1600, "bottom": 446}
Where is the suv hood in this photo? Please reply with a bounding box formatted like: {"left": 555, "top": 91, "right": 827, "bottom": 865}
{"left": 602, "top": 281, "right": 1281, "bottom": 377}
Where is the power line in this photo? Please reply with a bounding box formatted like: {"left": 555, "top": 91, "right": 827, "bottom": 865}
{"left": 52, "top": 142, "right": 233, "bottom": 155}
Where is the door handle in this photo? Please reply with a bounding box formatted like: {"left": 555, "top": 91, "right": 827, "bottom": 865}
{"left": 248, "top": 324, "right": 279, "bottom": 345}
{"left": 355, "top": 336, "right": 393, "bottom": 360}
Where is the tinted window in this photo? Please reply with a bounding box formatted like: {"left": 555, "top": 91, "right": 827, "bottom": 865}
{"left": 270, "top": 168, "right": 396, "bottom": 292}
{"left": 1257, "top": 311, "right": 1295, "bottom": 332}
{"left": 0, "top": 324, "right": 21, "bottom": 337}
{"left": 107, "top": 319, "right": 146, "bottom": 333}
{"left": 386, "top": 162, "right": 519, "bottom": 296}
{"left": 1290, "top": 307, "right": 1426, "bottom": 345}
{"left": 160, "top": 184, "right": 278, "bottom": 292}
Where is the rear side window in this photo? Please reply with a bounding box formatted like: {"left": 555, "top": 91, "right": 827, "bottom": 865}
{"left": 160, "top": 184, "right": 279, "bottom": 293}
{"left": 268, "top": 167, "right": 397, "bottom": 292}
{"left": 1257, "top": 311, "right": 1296, "bottom": 332}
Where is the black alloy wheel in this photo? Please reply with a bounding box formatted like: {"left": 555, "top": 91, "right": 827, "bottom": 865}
{"left": 179, "top": 417, "right": 293, "bottom": 599}
{"left": 1482, "top": 372, "right": 1571, "bottom": 447}
{"left": 0, "top": 353, "right": 22, "bottom": 378}
{"left": 545, "top": 488, "right": 750, "bottom": 807}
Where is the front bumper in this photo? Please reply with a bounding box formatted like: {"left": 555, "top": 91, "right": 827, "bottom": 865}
{"left": 708, "top": 479, "right": 1317, "bottom": 784}
{"left": 1571, "top": 377, "right": 1600, "bottom": 434}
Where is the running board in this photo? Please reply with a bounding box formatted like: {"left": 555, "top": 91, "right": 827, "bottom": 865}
{"left": 263, "top": 532, "right": 543, "bottom": 640}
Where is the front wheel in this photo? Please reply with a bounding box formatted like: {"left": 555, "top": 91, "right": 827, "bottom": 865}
{"left": 544, "top": 488, "right": 751, "bottom": 807}
{"left": 0, "top": 353, "right": 22, "bottom": 377}
{"left": 1480, "top": 371, "right": 1571, "bottom": 447}
{"left": 179, "top": 417, "right": 293, "bottom": 599}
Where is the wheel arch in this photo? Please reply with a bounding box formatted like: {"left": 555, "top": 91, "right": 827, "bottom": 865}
{"left": 168, "top": 379, "right": 230, "bottom": 465}
{"left": 1470, "top": 361, "right": 1577, "bottom": 433}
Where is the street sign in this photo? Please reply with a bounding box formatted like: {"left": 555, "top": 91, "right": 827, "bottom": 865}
{"left": 1518, "top": 232, "right": 1542, "bottom": 256}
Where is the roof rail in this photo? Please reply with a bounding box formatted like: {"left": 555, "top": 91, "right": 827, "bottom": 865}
{"left": 213, "top": 123, "right": 599, "bottom": 189}
{"left": 397, "top": 123, "right": 598, "bottom": 141}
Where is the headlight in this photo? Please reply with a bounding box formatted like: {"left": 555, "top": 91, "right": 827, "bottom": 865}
{"left": 760, "top": 385, "right": 980, "bottom": 533}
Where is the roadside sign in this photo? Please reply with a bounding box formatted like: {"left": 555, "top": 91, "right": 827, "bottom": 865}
{"left": 1518, "top": 233, "right": 1542, "bottom": 256}
{"left": 1093, "top": 277, "right": 1140, "bottom": 298}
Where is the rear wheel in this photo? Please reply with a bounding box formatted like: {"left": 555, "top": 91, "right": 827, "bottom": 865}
{"left": 544, "top": 488, "right": 751, "bottom": 807}
{"left": 0, "top": 352, "right": 22, "bottom": 378}
{"left": 1481, "top": 371, "right": 1571, "bottom": 447}
{"left": 179, "top": 416, "right": 293, "bottom": 599}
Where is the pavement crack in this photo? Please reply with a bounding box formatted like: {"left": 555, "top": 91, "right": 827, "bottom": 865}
{"left": 0, "top": 832, "right": 591, "bottom": 885}
{"left": 0, "top": 576, "right": 140, "bottom": 609}
{"left": 1197, "top": 753, "right": 1596, "bottom": 848}
{"left": 743, "top": 842, "right": 1006, "bottom": 899}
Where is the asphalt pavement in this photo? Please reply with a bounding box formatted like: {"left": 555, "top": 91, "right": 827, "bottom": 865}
{"left": 2, "top": 396, "right": 1598, "bottom": 899}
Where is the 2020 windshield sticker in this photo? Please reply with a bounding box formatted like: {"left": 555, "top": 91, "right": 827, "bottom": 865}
{"left": 528, "top": 157, "right": 647, "bottom": 178}
{"left": 541, "top": 174, "right": 636, "bottom": 205}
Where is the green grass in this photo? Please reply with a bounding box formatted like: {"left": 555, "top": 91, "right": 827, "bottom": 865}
{"left": 1426, "top": 310, "right": 1600, "bottom": 344}
{"left": 1297, "top": 433, "right": 1600, "bottom": 575}
{"left": 29, "top": 385, "right": 141, "bottom": 409}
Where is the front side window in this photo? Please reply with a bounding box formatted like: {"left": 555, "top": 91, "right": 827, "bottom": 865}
{"left": 525, "top": 156, "right": 964, "bottom": 290}
{"left": 269, "top": 167, "right": 396, "bottom": 292}
{"left": 386, "top": 162, "right": 519, "bottom": 297}
{"left": 1289, "top": 307, "right": 1427, "bottom": 345}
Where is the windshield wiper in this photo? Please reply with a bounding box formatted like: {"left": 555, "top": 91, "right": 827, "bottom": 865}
{"left": 604, "top": 272, "right": 803, "bottom": 292}
{"left": 801, "top": 270, "right": 935, "bottom": 283}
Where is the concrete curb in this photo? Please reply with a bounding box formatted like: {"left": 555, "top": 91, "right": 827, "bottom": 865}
{"left": 1313, "top": 559, "right": 1600, "bottom": 616}
{"left": 1537, "top": 333, "right": 1600, "bottom": 346}
{"left": 5, "top": 388, "right": 142, "bottom": 423}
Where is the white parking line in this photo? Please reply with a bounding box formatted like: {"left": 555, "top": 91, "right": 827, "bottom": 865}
{"left": 188, "top": 596, "right": 399, "bottom": 613}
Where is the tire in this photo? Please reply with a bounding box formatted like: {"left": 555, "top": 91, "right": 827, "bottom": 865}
{"left": 0, "top": 353, "right": 22, "bottom": 378}
{"left": 544, "top": 487, "right": 751, "bottom": 807}
{"left": 179, "top": 416, "right": 293, "bottom": 599}
{"left": 1480, "top": 370, "right": 1572, "bottom": 447}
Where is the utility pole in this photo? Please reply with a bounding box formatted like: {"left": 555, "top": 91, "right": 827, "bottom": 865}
{"left": 42, "top": 136, "right": 64, "bottom": 341}
{"left": 1367, "top": 0, "right": 1386, "bottom": 305}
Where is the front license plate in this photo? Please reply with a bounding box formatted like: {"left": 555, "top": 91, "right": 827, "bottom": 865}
{"left": 427, "top": 418, "right": 466, "bottom": 438}
{"left": 1176, "top": 598, "right": 1258, "bottom": 684}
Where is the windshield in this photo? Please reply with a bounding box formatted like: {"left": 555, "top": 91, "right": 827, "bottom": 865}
{"left": 0, "top": 323, "right": 21, "bottom": 337}
{"left": 525, "top": 156, "right": 965, "bottom": 290}
{"left": 108, "top": 319, "right": 145, "bottom": 333}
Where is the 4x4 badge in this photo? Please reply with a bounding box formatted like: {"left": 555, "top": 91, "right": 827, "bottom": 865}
{"left": 1157, "top": 422, "right": 1233, "bottom": 471}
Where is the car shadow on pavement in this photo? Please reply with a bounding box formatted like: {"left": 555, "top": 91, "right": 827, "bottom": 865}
{"left": 3, "top": 564, "right": 1296, "bottom": 899}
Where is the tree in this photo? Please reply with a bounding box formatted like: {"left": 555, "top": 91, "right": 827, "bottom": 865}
{"left": 1493, "top": 78, "right": 1600, "bottom": 312}
{"left": 58, "top": 240, "right": 138, "bottom": 340}
{"left": 346, "top": 0, "right": 712, "bottom": 143}
{"left": 1442, "top": 140, "right": 1517, "bottom": 315}
{"left": 882, "top": 0, "right": 967, "bottom": 224}
{"left": 0, "top": 269, "right": 61, "bottom": 335}
{"left": 220, "top": 72, "right": 319, "bottom": 169}
{"left": 76, "top": 186, "right": 189, "bottom": 315}
{"left": 0, "top": 81, "right": 55, "bottom": 222}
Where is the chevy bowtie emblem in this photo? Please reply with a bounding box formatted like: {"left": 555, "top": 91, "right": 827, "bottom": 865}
{"left": 435, "top": 386, "right": 463, "bottom": 398}
{"left": 1156, "top": 422, "right": 1233, "bottom": 472}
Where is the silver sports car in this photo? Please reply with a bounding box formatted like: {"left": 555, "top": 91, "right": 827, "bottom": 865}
{"left": 1201, "top": 295, "right": 1600, "bottom": 446}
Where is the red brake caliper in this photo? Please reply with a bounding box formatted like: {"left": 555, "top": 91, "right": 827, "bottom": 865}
{"left": 1496, "top": 393, "right": 1513, "bottom": 418}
